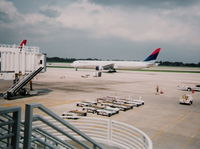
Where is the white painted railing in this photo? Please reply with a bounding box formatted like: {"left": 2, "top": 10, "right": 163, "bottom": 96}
{"left": 34, "top": 117, "right": 152, "bottom": 149}
{"left": 0, "top": 44, "right": 40, "bottom": 53}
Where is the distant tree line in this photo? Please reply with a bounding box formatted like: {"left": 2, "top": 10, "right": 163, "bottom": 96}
{"left": 47, "top": 57, "right": 76, "bottom": 63}
{"left": 46, "top": 57, "right": 100, "bottom": 63}
{"left": 47, "top": 57, "right": 200, "bottom": 67}
{"left": 158, "top": 61, "right": 200, "bottom": 67}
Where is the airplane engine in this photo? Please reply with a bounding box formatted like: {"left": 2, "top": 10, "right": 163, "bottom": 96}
{"left": 96, "top": 66, "right": 100, "bottom": 71}
{"left": 96, "top": 66, "right": 103, "bottom": 71}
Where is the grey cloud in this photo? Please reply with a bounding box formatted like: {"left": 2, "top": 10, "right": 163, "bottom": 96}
{"left": 0, "top": 12, "right": 11, "bottom": 23}
{"left": 89, "top": 0, "right": 200, "bottom": 8}
{"left": 0, "top": 26, "right": 23, "bottom": 44}
{"left": 1, "top": 0, "right": 199, "bottom": 63}
{"left": 33, "top": 28, "right": 200, "bottom": 63}
{"left": 10, "top": 0, "right": 78, "bottom": 13}
{"left": 0, "top": 20, "right": 199, "bottom": 63}
{"left": 89, "top": 10, "right": 101, "bottom": 15}
{"left": 40, "top": 9, "right": 60, "bottom": 18}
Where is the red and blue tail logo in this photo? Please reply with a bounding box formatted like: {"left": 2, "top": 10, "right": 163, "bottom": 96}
{"left": 144, "top": 48, "right": 161, "bottom": 61}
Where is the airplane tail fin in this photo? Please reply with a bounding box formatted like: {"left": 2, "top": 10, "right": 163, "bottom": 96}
{"left": 144, "top": 48, "right": 161, "bottom": 62}
{"left": 18, "top": 40, "right": 27, "bottom": 48}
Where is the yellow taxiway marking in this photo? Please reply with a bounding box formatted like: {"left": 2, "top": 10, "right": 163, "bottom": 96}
{"left": 152, "top": 110, "right": 193, "bottom": 141}
{"left": 1, "top": 98, "right": 81, "bottom": 111}
{"left": 181, "top": 128, "right": 200, "bottom": 149}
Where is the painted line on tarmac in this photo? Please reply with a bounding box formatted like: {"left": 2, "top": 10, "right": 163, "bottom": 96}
{"left": 151, "top": 110, "right": 193, "bottom": 141}
{"left": 181, "top": 127, "right": 200, "bottom": 149}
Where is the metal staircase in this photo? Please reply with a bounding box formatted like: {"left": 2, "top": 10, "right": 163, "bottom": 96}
{"left": 0, "top": 104, "right": 103, "bottom": 149}
{"left": 0, "top": 106, "right": 21, "bottom": 149}
{"left": 4, "top": 67, "right": 44, "bottom": 99}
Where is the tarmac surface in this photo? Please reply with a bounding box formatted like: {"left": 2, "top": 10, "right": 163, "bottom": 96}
{"left": 0, "top": 67, "right": 200, "bottom": 149}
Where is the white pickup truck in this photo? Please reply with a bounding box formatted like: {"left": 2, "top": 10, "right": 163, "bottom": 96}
{"left": 179, "top": 85, "right": 200, "bottom": 92}
{"left": 187, "top": 85, "right": 200, "bottom": 91}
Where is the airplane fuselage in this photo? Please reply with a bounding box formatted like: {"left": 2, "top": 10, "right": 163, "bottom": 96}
{"left": 71, "top": 48, "right": 160, "bottom": 71}
{"left": 71, "top": 60, "right": 155, "bottom": 70}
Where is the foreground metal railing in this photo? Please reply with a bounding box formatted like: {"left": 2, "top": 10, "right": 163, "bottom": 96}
{"left": 23, "top": 103, "right": 103, "bottom": 149}
{"left": 34, "top": 117, "right": 153, "bottom": 149}
{"left": 0, "top": 106, "right": 21, "bottom": 149}
{"left": 0, "top": 104, "right": 152, "bottom": 149}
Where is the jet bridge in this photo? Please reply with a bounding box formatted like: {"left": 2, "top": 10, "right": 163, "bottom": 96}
{"left": 0, "top": 43, "right": 46, "bottom": 80}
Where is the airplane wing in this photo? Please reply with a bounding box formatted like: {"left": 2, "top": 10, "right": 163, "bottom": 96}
{"left": 102, "top": 63, "right": 115, "bottom": 70}
{"left": 96, "top": 63, "right": 115, "bottom": 71}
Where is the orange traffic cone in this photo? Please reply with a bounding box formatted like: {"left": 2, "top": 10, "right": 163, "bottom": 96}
{"left": 192, "top": 90, "right": 195, "bottom": 94}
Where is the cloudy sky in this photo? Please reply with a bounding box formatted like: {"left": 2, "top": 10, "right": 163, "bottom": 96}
{"left": 0, "top": 0, "right": 200, "bottom": 63}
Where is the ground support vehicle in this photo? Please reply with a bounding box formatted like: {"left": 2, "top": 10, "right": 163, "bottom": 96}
{"left": 179, "top": 94, "right": 193, "bottom": 105}
{"left": 178, "top": 85, "right": 200, "bottom": 92}
{"left": 123, "top": 100, "right": 144, "bottom": 106}
{"left": 116, "top": 101, "right": 138, "bottom": 108}
{"left": 119, "top": 97, "right": 145, "bottom": 105}
{"left": 104, "top": 108, "right": 118, "bottom": 115}
{"left": 76, "top": 101, "right": 97, "bottom": 107}
{"left": 96, "top": 109, "right": 115, "bottom": 117}
{"left": 82, "top": 107, "right": 97, "bottom": 113}
{"left": 101, "top": 103, "right": 128, "bottom": 111}
{"left": 105, "top": 106, "right": 120, "bottom": 114}
{"left": 123, "top": 101, "right": 143, "bottom": 107}
{"left": 61, "top": 112, "right": 79, "bottom": 120}
{"left": 97, "top": 96, "right": 117, "bottom": 103}
{"left": 112, "top": 101, "right": 135, "bottom": 109}
{"left": 189, "top": 85, "right": 200, "bottom": 92}
{"left": 69, "top": 110, "right": 87, "bottom": 116}
{"left": 91, "top": 105, "right": 105, "bottom": 109}
{"left": 131, "top": 99, "right": 144, "bottom": 105}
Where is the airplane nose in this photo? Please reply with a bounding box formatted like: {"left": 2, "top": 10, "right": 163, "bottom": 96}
{"left": 71, "top": 61, "right": 78, "bottom": 67}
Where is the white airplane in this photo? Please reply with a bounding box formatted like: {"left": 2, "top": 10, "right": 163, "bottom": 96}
{"left": 71, "top": 48, "right": 161, "bottom": 72}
